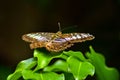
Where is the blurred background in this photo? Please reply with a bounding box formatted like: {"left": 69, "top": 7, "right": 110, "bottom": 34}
{"left": 0, "top": 0, "right": 120, "bottom": 79}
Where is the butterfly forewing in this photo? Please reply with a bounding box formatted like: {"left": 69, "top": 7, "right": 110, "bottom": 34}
{"left": 22, "top": 32, "right": 55, "bottom": 43}
{"left": 62, "top": 33, "right": 94, "bottom": 43}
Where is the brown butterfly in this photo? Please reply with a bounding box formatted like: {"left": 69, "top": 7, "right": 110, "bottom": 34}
{"left": 22, "top": 31, "right": 95, "bottom": 52}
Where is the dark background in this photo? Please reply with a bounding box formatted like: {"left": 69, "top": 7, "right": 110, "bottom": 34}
{"left": 0, "top": 0, "right": 120, "bottom": 79}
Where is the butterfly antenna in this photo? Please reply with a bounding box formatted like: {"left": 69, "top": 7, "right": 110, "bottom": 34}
{"left": 58, "top": 22, "right": 61, "bottom": 32}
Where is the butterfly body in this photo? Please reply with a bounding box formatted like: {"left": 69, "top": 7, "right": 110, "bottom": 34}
{"left": 22, "top": 31, "right": 94, "bottom": 52}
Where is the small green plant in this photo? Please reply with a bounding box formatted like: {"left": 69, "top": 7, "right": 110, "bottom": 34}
{"left": 7, "top": 46, "right": 119, "bottom": 80}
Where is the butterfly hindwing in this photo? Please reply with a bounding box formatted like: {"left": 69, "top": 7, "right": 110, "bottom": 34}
{"left": 45, "top": 38, "right": 73, "bottom": 52}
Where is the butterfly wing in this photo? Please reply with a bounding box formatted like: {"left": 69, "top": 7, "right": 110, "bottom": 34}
{"left": 22, "top": 32, "right": 55, "bottom": 43}
{"left": 22, "top": 32, "right": 95, "bottom": 52}
{"left": 61, "top": 33, "right": 95, "bottom": 43}
{"left": 22, "top": 32, "right": 55, "bottom": 49}
{"left": 44, "top": 33, "right": 94, "bottom": 52}
{"left": 46, "top": 38, "right": 73, "bottom": 52}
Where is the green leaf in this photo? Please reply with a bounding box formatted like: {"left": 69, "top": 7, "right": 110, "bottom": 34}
{"left": 7, "top": 71, "right": 22, "bottom": 80}
{"left": 16, "top": 58, "right": 37, "bottom": 70}
{"left": 64, "top": 72, "right": 75, "bottom": 80}
{"left": 43, "top": 60, "right": 69, "bottom": 72}
{"left": 7, "top": 58, "right": 36, "bottom": 80}
{"left": 33, "top": 49, "right": 54, "bottom": 71}
{"left": 67, "top": 56, "right": 95, "bottom": 80}
{"left": 33, "top": 49, "right": 69, "bottom": 71}
{"left": 22, "top": 70, "right": 64, "bottom": 80}
{"left": 86, "top": 46, "right": 119, "bottom": 80}
{"left": 63, "top": 51, "right": 87, "bottom": 61}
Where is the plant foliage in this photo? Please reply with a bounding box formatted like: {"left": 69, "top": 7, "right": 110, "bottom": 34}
{"left": 7, "top": 46, "right": 119, "bottom": 80}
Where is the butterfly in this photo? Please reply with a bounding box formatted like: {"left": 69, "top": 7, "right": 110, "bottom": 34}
{"left": 22, "top": 31, "right": 95, "bottom": 52}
